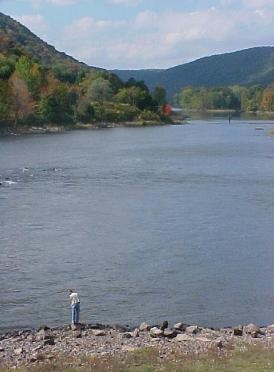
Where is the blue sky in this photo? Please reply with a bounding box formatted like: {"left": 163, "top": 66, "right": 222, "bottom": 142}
{"left": 1, "top": 0, "right": 274, "bottom": 69}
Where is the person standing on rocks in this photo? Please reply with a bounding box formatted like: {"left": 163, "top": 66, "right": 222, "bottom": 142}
{"left": 68, "top": 289, "right": 80, "bottom": 326}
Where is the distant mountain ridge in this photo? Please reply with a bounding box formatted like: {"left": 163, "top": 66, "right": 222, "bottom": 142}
{"left": 112, "top": 47, "right": 274, "bottom": 100}
{"left": 0, "top": 12, "right": 98, "bottom": 72}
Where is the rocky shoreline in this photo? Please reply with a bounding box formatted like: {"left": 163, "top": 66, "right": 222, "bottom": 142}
{"left": 0, "top": 119, "right": 181, "bottom": 137}
{"left": 1, "top": 321, "right": 274, "bottom": 369}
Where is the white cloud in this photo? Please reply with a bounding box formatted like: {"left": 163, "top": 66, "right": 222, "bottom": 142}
{"left": 32, "top": 0, "right": 77, "bottom": 7}
{"left": 53, "top": 1, "right": 274, "bottom": 69}
{"left": 242, "top": 0, "right": 274, "bottom": 8}
{"left": 50, "top": 0, "right": 77, "bottom": 4}
{"left": 110, "top": 0, "right": 143, "bottom": 5}
{"left": 63, "top": 16, "right": 124, "bottom": 40}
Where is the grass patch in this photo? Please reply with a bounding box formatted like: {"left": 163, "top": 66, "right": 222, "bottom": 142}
{"left": 1, "top": 345, "right": 274, "bottom": 371}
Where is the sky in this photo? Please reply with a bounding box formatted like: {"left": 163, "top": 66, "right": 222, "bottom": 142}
{"left": 0, "top": 0, "right": 274, "bottom": 70}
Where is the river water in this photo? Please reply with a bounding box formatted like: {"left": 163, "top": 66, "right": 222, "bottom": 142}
{"left": 1, "top": 119, "right": 274, "bottom": 331}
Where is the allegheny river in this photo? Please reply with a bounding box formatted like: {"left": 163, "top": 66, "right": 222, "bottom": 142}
{"left": 1, "top": 120, "right": 274, "bottom": 331}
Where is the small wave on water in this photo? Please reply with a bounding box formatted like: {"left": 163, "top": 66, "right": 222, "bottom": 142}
{"left": 0, "top": 166, "right": 65, "bottom": 188}
{"left": 0, "top": 179, "right": 18, "bottom": 186}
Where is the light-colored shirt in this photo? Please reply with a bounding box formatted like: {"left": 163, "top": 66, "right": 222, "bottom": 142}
{"left": 69, "top": 292, "right": 80, "bottom": 305}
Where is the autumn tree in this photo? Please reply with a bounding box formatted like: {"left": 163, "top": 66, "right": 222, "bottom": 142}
{"left": 260, "top": 87, "right": 274, "bottom": 111}
{"left": 9, "top": 73, "right": 36, "bottom": 127}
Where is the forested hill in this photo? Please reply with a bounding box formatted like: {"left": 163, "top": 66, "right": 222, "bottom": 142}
{"left": 112, "top": 47, "right": 274, "bottom": 100}
{"left": 0, "top": 12, "right": 96, "bottom": 73}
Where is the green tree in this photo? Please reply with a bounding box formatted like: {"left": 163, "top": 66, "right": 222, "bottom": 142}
{"left": 87, "top": 77, "right": 114, "bottom": 103}
{"left": 115, "top": 86, "right": 154, "bottom": 110}
{"left": 15, "top": 56, "right": 42, "bottom": 96}
{"left": 0, "top": 56, "right": 15, "bottom": 79}
{"left": 76, "top": 96, "right": 95, "bottom": 122}
{"left": 38, "top": 85, "right": 77, "bottom": 124}
{"left": 152, "top": 86, "right": 167, "bottom": 106}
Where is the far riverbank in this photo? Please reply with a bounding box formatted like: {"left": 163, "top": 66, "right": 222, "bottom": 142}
{"left": 0, "top": 119, "right": 188, "bottom": 137}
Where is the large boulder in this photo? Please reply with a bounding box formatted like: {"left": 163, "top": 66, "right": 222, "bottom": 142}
{"left": 267, "top": 324, "right": 274, "bottom": 334}
{"left": 92, "top": 330, "right": 106, "bottom": 336}
{"left": 132, "top": 328, "right": 140, "bottom": 337}
{"left": 244, "top": 324, "right": 263, "bottom": 338}
{"left": 113, "top": 324, "right": 130, "bottom": 333}
{"left": 233, "top": 325, "right": 243, "bottom": 336}
{"left": 139, "top": 322, "right": 151, "bottom": 332}
{"left": 163, "top": 328, "right": 177, "bottom": 338}
{"left": 175, "top": 334, "right": 193, "bottom": 342}
{"left": 173, "top": 322, "right": 187, "bottom": 332}
{"left": 122, "top": 332, "right": 133, "bottom": 339}
{"left": 36, "top": 329, "right": 50, "bottom": 341}
{"left": 150, "top": 327, "right": 163, "bottom": 338}
{"left": 185, "top": 325, "right": 200, "bottom": 335}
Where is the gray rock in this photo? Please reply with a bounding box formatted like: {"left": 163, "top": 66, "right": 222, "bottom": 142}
{"left": 185, "top": 325, "right": 200, "bottom": 335}
{"left": 14, "top": 347, "right": 23, "bottom": 355}
{"left": 122, "top": 332, "right": 132, "bottom": 339}
{"left": 163, "top": 328, "right": 177, "bottom": 338}
{"left": 150, "top": 327, "right": 163, "bottom": 338}
{"left": 29, "top": 354, "right": 38, "bottom": 363}
{"left": 113, "top": 324, "right": 129, "bottom": 333}
{"left": 93, "top": 330, "right": 106, "bottom": 336}
{"left": 244, "top": 324, "right": 262, "bottom": 338}
{"left": 175, "top": 334, "right": 193, "bottom": 342}
{"left": 132, "top": 328, "right": 140, "bottom": 337}
{"left": 85, "top": 323, "right": 106, "bottom": 330}
{"left": 267, "top": 324, "right": 274, "bottom": 334}
{"left": 38, "top": 325, "right": 50, "bottom": 331}
{"left": 43, "top": 338, "right": 55, "bottom": 346}
{"left": 215, "top": 339, "right": 225, "bottom": 348}
{"left": 220, "top": 328, "right": 233, "bottom": 334}
{"left": 195, "top": 337, "right": 212, "bottom": 342}
{"left": 36, "top": 329, "right": 47, "bottom": 341}
{"left": 139, "top": 322, "right": 151, "bottom": 331}
{"left": 174, "top": 322, "right": 187, "bottom": 332}
{"left": 233, "top": 326, "right": 243, "bottom": 336}
{"left": 32, "top": 345, "right": 43, "bottom": 352}
{"left": 73, "top": 330, "right": 82, "bottom": 339}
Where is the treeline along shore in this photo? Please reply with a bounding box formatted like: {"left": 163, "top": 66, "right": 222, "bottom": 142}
{"left": 176, "top": 85, "right": 274, "bottom": 112}
{"left": 1, "top": 320, "right": 274, "bottom": 369}
{"left": 0, "top": 53, "right": 171, "bottom": 134}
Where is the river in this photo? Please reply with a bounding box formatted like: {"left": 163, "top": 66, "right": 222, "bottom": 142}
{"left": 1, "top": 119, "right": 274, "bottom": 330}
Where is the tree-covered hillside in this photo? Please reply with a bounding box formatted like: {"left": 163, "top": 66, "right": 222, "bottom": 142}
{"left": 0, "top": 12, "right": 94, "bottom": 73}
{"left": 0, "top": 13, "right": 167, "bottom": 132}
{"left": 112, "top": 47, "right": 274, "bottom": 101}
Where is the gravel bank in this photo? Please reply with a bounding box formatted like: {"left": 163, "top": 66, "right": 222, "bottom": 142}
{"left": 1, "top": 321, "right": 274, "bottom": 369}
